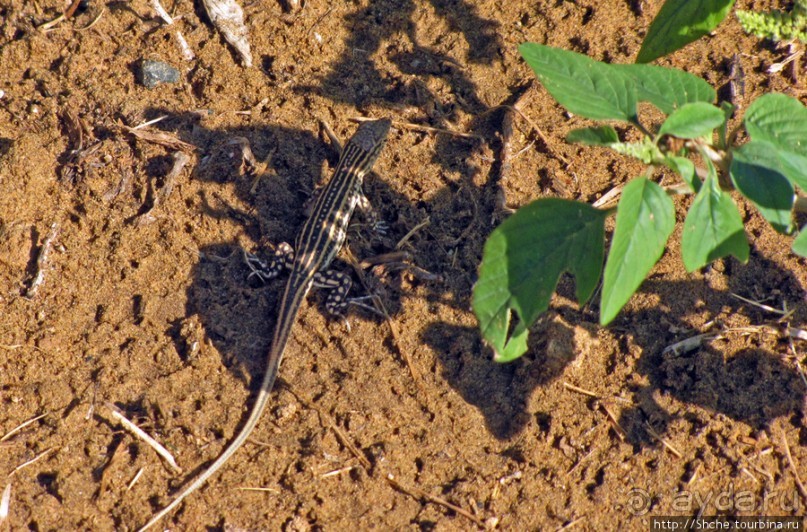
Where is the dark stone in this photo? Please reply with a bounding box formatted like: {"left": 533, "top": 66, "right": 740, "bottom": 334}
{"left": 138, "top": 60, "right": 180, "bottom": 89}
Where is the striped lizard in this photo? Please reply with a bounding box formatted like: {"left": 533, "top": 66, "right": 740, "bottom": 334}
{"left": 139, "top": 118, "right": 391, "bottom": 530}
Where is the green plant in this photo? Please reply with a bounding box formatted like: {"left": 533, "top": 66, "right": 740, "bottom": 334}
{"left": 637, "top": 0, "right": 736, "bottom": 63}
{"left": 472, "top": 43, "right": 807, "bottom": 362}
{"left": 736, "top": 0, "right": 807, "bottom": 43}
{"left": 637, "top": 0, "right": 807, "bottom": 63}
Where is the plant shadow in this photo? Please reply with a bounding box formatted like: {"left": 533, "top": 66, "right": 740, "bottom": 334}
{"left": 422, "top": 252, "right": 807, "bottom": 444}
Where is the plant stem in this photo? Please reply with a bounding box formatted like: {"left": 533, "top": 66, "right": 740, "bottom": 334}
{"left": 631, "top": 118, "right": 653, "bottom": 138}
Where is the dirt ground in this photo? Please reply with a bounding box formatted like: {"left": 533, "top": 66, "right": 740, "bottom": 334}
{"left": 1, "top": 0, "right": 806, "bottom": 530}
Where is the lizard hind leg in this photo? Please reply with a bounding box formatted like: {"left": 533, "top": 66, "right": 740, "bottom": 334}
{"left": 313, "top": 269, "right": 352, "bottom": 317}
{"left": 244, "top": 242, "right": 295, "bottom": 284}
{"left": 313, "top": 269, "right": 384, "bottom": 319}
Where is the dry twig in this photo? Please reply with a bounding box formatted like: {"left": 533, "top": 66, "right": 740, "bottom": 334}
{"left": 104, "top": 402, "right": 182, "bottom": 473}
{"left": 780, "top": 430, "right": 807, "bottom": 505}
{"left": 135, "top": 151, "right": 191, "bottom": 226}
{"left": 118, "top": 121, "right": 196, "bottom": 152}
{"left": 150, "top": 0, "right": 174, "bottom": 24}
{"left": 0, "top": 483, "right": 10, "bottom": 523}
{"left": 395, "top": 217, "right": 430, "bottom": 250}
{"left": 563, "top": 382, "right": 599, "bottom": 398}
{"left": 126, "top": 468, "right": 145, "bottom": 491}
{"left": 352, "top": 116, "right": 483, "bottom": 140}
{"left": 644, "top": 421, "right": 683, "bottom": 458}
{"left": 386, "top": 474, "right": 485, "bottom": 526}
{"left": 10, "top": 448, "right": 55, "bottom": 476}
{"left": 596, "top": 402, "right": 628, "bottom": 442}
{"left": 0, "top": 413, "right": 48, "bottom": 442}
{"left": 202, "top": 0, "right": 253, "bottom": 67}
{"left": 26, "top": 223, "right": 59, "bottom": 298}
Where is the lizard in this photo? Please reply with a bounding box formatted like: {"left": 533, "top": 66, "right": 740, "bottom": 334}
{"left": 138, "top": 118, "right": 392, "bottom": 531}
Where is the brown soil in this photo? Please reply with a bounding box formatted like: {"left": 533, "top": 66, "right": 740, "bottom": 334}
{"left": 1, "top": 0, "right": 806, "bottom": 530}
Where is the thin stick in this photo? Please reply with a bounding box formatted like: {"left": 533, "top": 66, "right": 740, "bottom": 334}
{"left": 780, "top": 430, "right": 807, "bottom": 504}
{"left": 126, "top": 467, "right": 145, "bottom": 491}
{"left": 98, "top": 438, "right": 127, "bottom": 496}
{"left": 1, "top": 413, "right": 48, "bottom": 442}
{"left": 359, "top": 251, "right": 412, "bottom": 267}
{"left": 37, "top": 14, "right": 65, "bottom": 31}
{"left": 26, "top": 222, "right": 59, "bottom": 298}
{"left": 119, "top": 122, "right": 197, "bottom": 151}
{"left": 104, "top": 402, "right": 182, "bottom": 473}
{"left": 506, "top": 104, "right": 569, "bottom": 166}
{"left": 77, "top": 9, "right": 105, "bottom": 31}
{"left": 597, "top": 402, "right": 628, "bottom": 442}
{"left": 386, "top": 473, "right": 484, "bottom": 526}
{"left": 320, "top": 466, "right": 356, "bottom": 478}
{"left": 236, "top": 486, "right": 281, "bottom": 493}
{"left": 563, "top": 382, "right": 599, "bottom": 398}
{"left": 729, "top": 292, "right": 791, "bottom": 316}
{"left": 395, "top": 217, "right": 430, "bottom": 250}
{"left": 320, "top": 119, "right": 342, "bottom": 151}
{"left": 0, "top": 483, "right": 9, "bottom": 522}
{"left": 131, "top": 116, "right": 169, "bottom": 130}
{"left": 351, "top": 116, "right": 483, "bottom": 140}
{"left": 788, "top": 326, "right": 807, "bottom": 341}
{"left": 176, "top": 31, "right": 195, "bottom": 61}
{"left": 150, "top": 0, "right": 174, "bottom": 24}
{"left": 791, "top": 350, "right": 807, "bottom": 390}
{"left": 63, "top": 0, "right": 83, "bottom": 19}
{"left": 556, "top": 517, "right": 584, "bottom": 531}
{"left": 10, "top": 448, "right": 55, "bottom": 476}
{"left": 135, "top": 151, "right": 190, "bottom": 226}
{"left": 644, "top": 421, "right": 683, "bottom": 459}
{"left": 592, "top": 184, "right": 624, "bottom": 209}
{"left": 282, "top": 384, "right": 372, "bottom": 470}
{"left": 662, "top": 333, "right": 718, "bottom": 356}
{"left": 686, "top": 462, "right": 702, "bottom": 487}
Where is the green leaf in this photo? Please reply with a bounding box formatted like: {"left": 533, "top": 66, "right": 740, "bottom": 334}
{"left": 566, "top": 126, "right": 619, "bottom": 146}
{"left": 658, "top": 102, "right": 725, "bottom": 139}
{"left": 611, "top": 64, "right": 716, "bottom": 114}
{"left": 473, "top": 199, "right": 607, "bottom": 362}
{"left": 637, "top": 0, "right": 736, "bottom": 63}
{"left": 730, "top": 141, "right": 795, "bottom": 234}
{"left": 663, "top": 155, "right": 701, "bottom": 192}
{"left": 601, "top": 178, "right": 675, "bottom": 324}
{"left": 793, "top": 225, "right": 807, "bottom": 257}
{"left": 681, "top": 171, "right": 749, "bottom": 271}
{"left": 744, "top": 93, "right": 807, "bottom": 190}
{"left": 519, "top": 43, "right": 638, "bottom": 123}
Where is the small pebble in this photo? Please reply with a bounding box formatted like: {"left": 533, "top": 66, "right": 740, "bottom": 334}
{"left": 138, "top": 59, "right": 180, "bottom": 89}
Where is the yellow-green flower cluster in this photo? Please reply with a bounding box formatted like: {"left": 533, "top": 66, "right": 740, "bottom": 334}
{"left": 736, "top": 0, "right": 807, "bottom": 42}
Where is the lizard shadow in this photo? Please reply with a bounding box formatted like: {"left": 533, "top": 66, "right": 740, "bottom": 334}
{"left": 141, "top": 110, "right": 416, "bottom": 392}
